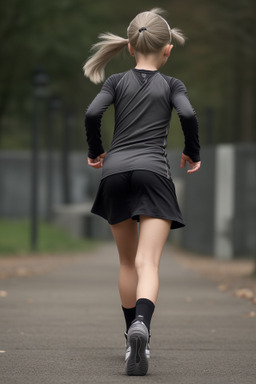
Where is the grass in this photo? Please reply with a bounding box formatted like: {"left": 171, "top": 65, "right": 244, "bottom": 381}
{"left": 0, "top": 219, "right": 97, "bottom": 256}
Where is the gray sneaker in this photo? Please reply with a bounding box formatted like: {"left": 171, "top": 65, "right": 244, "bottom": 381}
{"left": 125, "top": 316, "right": 150, "bottom": 376}
{"left": 124, "top": 332, "right": 131, "bottom": 362}
{"left": 124, "top": 330, "right": 150, "bottom": 362}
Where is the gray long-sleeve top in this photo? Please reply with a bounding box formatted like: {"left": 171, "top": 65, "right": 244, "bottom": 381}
{"left": 85, "top": 69, "right": 200, "bottom": 180}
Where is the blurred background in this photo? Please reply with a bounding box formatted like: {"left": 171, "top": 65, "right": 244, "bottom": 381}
{"left": 0, "top": 0, "right": 255, "bottom": 259}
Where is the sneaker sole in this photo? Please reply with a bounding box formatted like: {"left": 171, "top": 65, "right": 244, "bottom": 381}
{"left": 126, "top": 324, "right": 148, "bottom": 376}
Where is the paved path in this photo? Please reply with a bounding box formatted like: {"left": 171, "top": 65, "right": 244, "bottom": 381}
{"left": 0, "top": 242, "right": 256, "bottom": 383}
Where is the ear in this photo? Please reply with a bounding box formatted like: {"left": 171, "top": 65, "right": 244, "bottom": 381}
{"left": 163, "top": 44, "right": 173, "bottom": 57}
{"left": 128, "top": 43, "right": 135, "bottom": 56}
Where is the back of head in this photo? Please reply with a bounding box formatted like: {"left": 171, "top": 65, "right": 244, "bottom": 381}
{"left": 128, "top": 8, "right": 185, "bottom": 54}
{"left": 83, "top": 8, "right": 185, "bottom": 84}
{"left": 128, "top": 9, "right": 170, "bottom": 54}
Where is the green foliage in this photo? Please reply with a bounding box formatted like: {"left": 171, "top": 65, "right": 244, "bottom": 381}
{"left": 0, "top": 0, "right": 255, "bottom": 150}
{"left": 0, "top": 219, "right": 97, "bottom": 255}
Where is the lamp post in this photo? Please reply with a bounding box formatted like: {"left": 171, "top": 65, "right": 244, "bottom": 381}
{"left": 62, "top": 109, "right": 75, "bottom": 204}
{"left": 46, "top": 95, "right": 62, "bottom": 221}
{"left": 31, "top": 67, "right": 49, "bottom": 251}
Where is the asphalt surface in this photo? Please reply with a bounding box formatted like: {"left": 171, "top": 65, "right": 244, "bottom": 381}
{"left": 0, "top": 242, "right": 256, "bottom": 384}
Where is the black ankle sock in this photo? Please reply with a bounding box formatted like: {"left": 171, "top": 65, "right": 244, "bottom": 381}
{"left": 122, "top": 306, "right": 136, "bottom": 333}
{"left": 135, "top": 298, "right": 155, "bottom": 331}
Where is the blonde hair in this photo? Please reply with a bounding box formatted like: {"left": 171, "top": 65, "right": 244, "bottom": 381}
{"left": 83, "top": 8, "right": 186, "bottom": 84}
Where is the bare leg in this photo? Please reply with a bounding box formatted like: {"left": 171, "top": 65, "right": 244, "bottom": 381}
{"left": 111, "top": 216, "right": 170, "bottom": 376}
{"left": 110, "top": 219, "right": 138, "bottom": 308}
{"left": 136, "top": 216, "right": 171, "bottom": 304}
{"left": 111, "top": 216, "right": 171, "bottom": 307}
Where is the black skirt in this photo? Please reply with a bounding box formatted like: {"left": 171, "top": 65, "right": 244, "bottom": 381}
{"left": 91, "top": 170, "right": 185, "bottom": 230}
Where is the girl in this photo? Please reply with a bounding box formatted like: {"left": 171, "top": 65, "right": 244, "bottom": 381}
{"left": 83, "top": 8, "right": 201, "bottom": 376}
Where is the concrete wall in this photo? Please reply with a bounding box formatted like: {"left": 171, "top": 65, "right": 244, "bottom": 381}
{"left": 179, "top": 144, "right": 256, "bottom": 258}
{"left": 1, "top": 145, "right": 255, "bottom": 258}
{"left": 233, "top": 145, "right": 256, "bottom": 256}
{"left": 0, "top": 151, "right": 97, "bottom": 218}
{"left": 181, "top": 147, "right": 216, "bottom": 255}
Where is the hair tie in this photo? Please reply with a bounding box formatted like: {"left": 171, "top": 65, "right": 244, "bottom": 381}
{"left": 139, "top": 27, "right": 147, "bottom": 33}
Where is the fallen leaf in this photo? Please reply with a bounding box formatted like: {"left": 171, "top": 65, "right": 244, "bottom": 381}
{"left": 218, "top": 284, "right": 228, "bottom": 292}
{"left": 17, "top": 267, "right": 28, "bottom": 276}
{"left": 0, "top": 291, "right": 8, "bottom": 297}
{"left": 243, "top": 311, "right": 255, "bottom": 318}
{"left": 235, "top": 288, "right": 254, "bottom": 299}
{"left": 0, "top": 351, "right": 6, "bottom": 353}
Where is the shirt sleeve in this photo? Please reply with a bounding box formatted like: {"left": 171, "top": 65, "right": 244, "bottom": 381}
{"left": 171, "top": 79, "right": 200, "bottom": 162}
{"left": 85, "top": 76, "right": 116, "bottom": 159}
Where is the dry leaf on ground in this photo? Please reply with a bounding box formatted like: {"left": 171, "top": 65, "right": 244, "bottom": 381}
{"left": 243, "top": 311, "right": 255, "bottom": 318}
{"left": 235, "top": 288, "right": 254, "bottom": 300}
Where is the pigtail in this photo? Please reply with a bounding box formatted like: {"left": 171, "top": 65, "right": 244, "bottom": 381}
{"left": 83, "top": 33, "right": 129, "bottom": 84}
{"left": 149, "top": 8, "right": 186, "bottom": 46}
{"left": 170, "top": 28, "right": 186, "bottom": 46}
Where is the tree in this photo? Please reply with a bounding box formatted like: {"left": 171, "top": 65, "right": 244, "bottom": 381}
{"left": 0, "top": 0, "right": 255, "bottom": 149}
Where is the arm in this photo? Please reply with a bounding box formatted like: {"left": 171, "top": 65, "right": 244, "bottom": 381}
{"left": 171, "top": 79, "right": 201, "bottom": 173}
{"left": 85, "top": 76, "right": 115, "bottom": 161}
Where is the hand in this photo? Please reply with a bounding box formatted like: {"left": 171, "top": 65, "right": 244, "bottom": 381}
{"left": 180, "top": 153, "right": 201, "bottom": 174}
{"left": 88, "top": 152, "right": 106, "bottom": 169}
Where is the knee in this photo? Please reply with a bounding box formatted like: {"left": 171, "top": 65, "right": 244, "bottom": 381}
{"left": 120, "top": 254, "right": 136, "bottom": 268}
{"left": 135, "top": 254, "right": 159, "bottom": 272}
